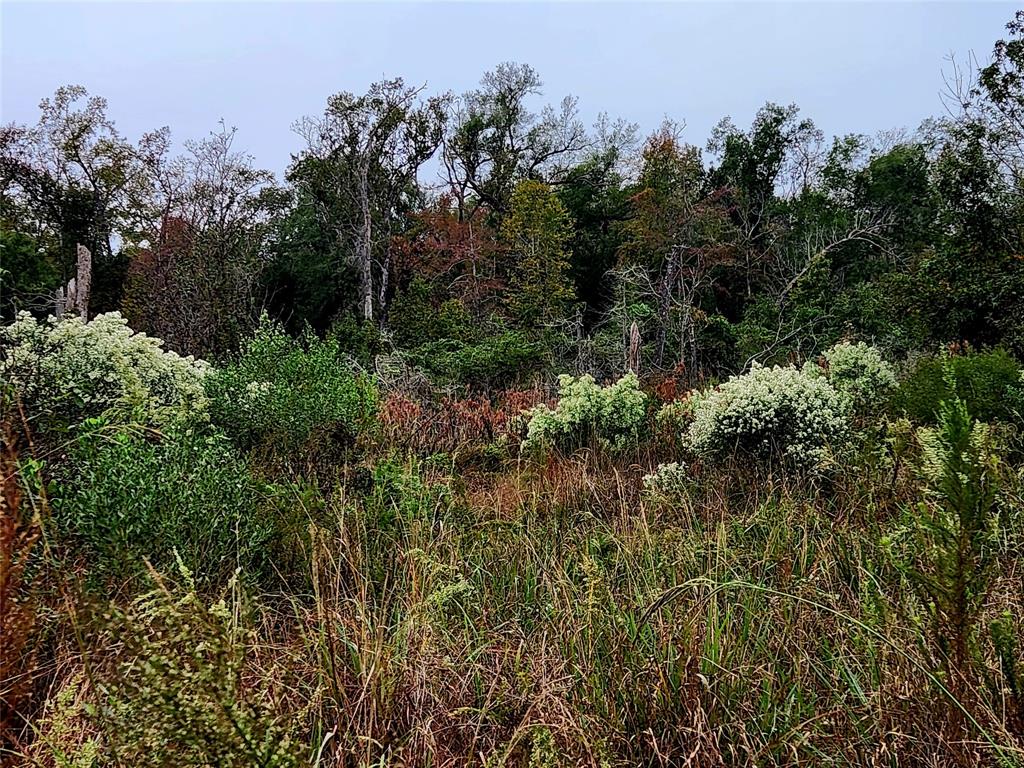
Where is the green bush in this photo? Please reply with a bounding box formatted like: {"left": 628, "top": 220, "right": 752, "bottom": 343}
{"left": 523, "top": 373, "right": 648, "bottom": 454}
{"left": 687, "top": 363, "right": 848, "bottom": 468}
{"left": 1, "top": 311, "right": 209, "bottom": 432}
{"left": 409, "top": 330, "right": 549, "bottom": 389}
{"left": 327, "top": 313, "right": 386, "bottom": 369}
{"left": 389, "top": 277, "right": 477, "bottom": 348}
{"left": 895, "top": 348, "right": 1021, "bottom": 424}
{"left": 54, "top": 420, "right": 282, "bottom": 587}
{"left": 205, "top": 315, "right": 378, "bottom": 455}
{"left": 89, "top": 570, "right": 302, "bottom": 768}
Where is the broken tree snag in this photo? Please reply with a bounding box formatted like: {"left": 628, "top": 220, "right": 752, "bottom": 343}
{"left": 627, "top": 320, "right": 641, "bottom": 374}
{"left": 54, "top": 284, "right": 66, "bottom": 318}
{"left": 75, "top": 244, "right": 91, "bottom": 320}
{"left": 54, "top": 278, "right": 75, "bottom": 319}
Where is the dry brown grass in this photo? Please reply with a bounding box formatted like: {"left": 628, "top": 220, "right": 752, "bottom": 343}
{"left": 6, "top": 389, "right": 1024, "bottom": 767}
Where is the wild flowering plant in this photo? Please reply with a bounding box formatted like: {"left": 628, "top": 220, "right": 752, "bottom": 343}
{"left": 523, "top": 372, "right": 648, "bottom": 453}
{"left": 804, "top": 341, "right": 897, "bottom": 415}
{"left": 687, "top": 362, "right": 847, "bottom": 468}
{"left": 1, "top": 311, "right": 209, "bottom": 428}
{"left": 642, "top": 461, "right": 690, "bottom": 498}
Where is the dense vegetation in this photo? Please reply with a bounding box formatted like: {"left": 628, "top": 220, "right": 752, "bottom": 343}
{"left": 4, "top": 13, "right": 1024, "bottom": 768}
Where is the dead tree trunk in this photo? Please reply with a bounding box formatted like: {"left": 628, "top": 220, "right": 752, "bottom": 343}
{"left": 54, "top": 244, "right": 92, "bottom": 320}
{"left": 356, "top": 159, "right": 374, "bottom": 324}
{"left": 75, "top": 244, "right": 91, "bottom": 320}
{"left": 54, "top": 280, "right": 72, "bottom": 318}
{"left": 627, "top": 321, "right": 641, "bottom": 375}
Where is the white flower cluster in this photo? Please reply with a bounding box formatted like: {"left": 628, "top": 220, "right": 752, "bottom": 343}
{"left": 804, "top": 341, "right": 897, "bottom": 415}
{"left": 687, "top": 363, "right": 847, "bottom": 468}
{"left": 642, "top": 461, "right": 690, "bottom": 497}
{"left": 2, "top": 311, "right": 209, "bottom": 425}
{"left": 523, "top": 372, "right": 648, "bottom": 453}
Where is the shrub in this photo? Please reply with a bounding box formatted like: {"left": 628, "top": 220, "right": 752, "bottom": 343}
{"left": 523, "top": 373, "right": 648, "bottom": 453}
{"left": 895, "top": 348, "right": 1022, "bottom": 424}
{"left": 687, "top": 363, "right": 848, "bottom": 468}
{"left": 88, "top": 569, "right": 302, "bottom": 768}
{"left": 205, "top": 316, "right": 378, "bottom": 454}
{"left": 805, "top": 341, "right": 897, "bottom": 415}
{"left": 54, "top": 420, "right": 282, "bottom": 587}
{"left": 0, "top": 311, "right": 209, "bottom": 431}
{"left": 365, "top": 456, "right": 457, "bottom": 529}
{"left": 388, "top": 277, "right": 477, "bottom": 348}
{"left": 409, "top": 330, "right": 549, "bottom": 389}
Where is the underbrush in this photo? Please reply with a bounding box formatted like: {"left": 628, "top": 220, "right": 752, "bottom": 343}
{"left": 12, "top": 434, "right": 1024, "bottom": 767}
{"left": 6, "top": 325, "right": 1024, "bottom": 767}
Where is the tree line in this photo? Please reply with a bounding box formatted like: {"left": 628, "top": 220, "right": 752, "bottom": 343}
{"left": 4, "top": 13, "right": 1024, "bottom": 388}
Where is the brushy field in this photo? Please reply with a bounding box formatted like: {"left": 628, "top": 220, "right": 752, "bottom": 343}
{"left": 3, "top": 322, "right": 1024, "bottom": 768}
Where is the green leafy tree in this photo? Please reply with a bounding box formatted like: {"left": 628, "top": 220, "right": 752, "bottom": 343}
{"left": 557, "top": 147, "right": 632, "bottom": 326}
{"left": 260, "top": 187, "right": 362, "bottom": 334}
{"left": 292, "top": 79, "right": 447, "bottom": 326}
{"left": 500, "top": 180, "right": 575, "bottom": 330}
{"left": 0, "top": 85, "right": 164, "bottom": 313}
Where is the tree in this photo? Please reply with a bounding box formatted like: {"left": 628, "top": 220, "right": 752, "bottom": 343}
{"left": 620, "top": 123, "right": 731, "bottom": 375}
{"left": 557, "top": 139, "right": 633, "bottom": 327}
{"left": 260, "top": 187, "right": 361, "bottom": 334}
{"left": 946, "top": 10, "right": 1024, "bottom": 189}
{"left": 292, "top": 79, "right": 447, "bottom": 325}
{"left": 500, "top": 180, "right": 575, "bottom": 330}
{"left": 445, "top": 63, "right": 588, "bottom": 217}
{"left": 123, "top": 124, "right": 283, "bottom": 358}
{"left": 0, "top": 85, "right": 165, "bottom": 313}
{"left": 390, "top": 197, "right": 504, "bottom": 324}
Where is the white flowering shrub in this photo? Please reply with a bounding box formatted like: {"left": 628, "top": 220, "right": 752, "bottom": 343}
{"left": 804, "top": 341, "right": 897, "bottom": 415}
{"left": 1, "top": 311, "right": 209, "bottom": 428}
{"left": 687, "top": 363, "right": 847, "bottom": 468}
{"left": 642, "top": 461, "right": 690, "bottom": 497}
{"left": 523, "top": 373, "right": 648, "bottom": 453}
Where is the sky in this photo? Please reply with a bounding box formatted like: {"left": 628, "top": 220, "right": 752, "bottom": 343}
{"left": 0, "top": 2, "right": 1018, "bottom": 180}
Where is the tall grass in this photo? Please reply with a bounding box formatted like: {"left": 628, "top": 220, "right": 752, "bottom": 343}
{"left": 9, "top": 395, "right": 1024, "bottom": 767}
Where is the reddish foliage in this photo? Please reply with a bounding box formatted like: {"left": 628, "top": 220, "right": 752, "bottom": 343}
{"left": 390, "top": 199, "right": 506, "bottom": 319}
{"left": 122, "top": 215, "right": 193, "bottom": 339}
{"left": 378, "top": 387, "right": 550, "bottom": 456}
{"left": 648, "top": 363, "right": 688, "bottom": 403}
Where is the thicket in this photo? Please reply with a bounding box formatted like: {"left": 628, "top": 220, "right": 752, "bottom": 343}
{"left": 205, "top": 316, "right": 378, "bottom": 460}
{"left": 895, "top": 347, "right": 1023, "bottom": 425}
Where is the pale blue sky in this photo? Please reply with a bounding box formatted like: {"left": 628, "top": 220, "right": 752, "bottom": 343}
{"left": 1, "top": 2, "right": 1017, "bottom": 178}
